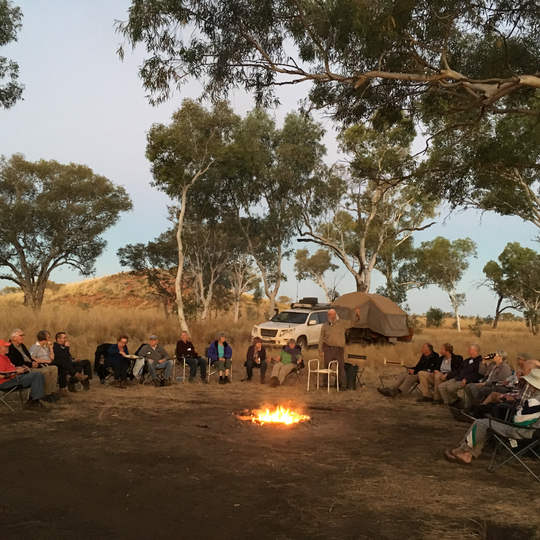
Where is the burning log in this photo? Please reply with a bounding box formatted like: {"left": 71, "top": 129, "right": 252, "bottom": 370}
{"left": 236, "top": 406, "right": 310, "bottom": 426}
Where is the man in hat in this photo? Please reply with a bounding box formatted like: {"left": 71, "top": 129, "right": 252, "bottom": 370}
{"left": 138, "top": 335, "right": 173, "bottom": 386}
{"left": 207, "top": 332, "right": 232, "bottom": 384}
{"left": 0, "top": 338, "right": 47, "bottom": 408}
{"left": 444, "top": 367, "right": 540, "bottom": 465}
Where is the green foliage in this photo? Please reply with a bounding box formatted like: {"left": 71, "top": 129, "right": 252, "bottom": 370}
{"left": 0, "top": 154, "right": 132, "bottom": 309}
{"left": 295, "top": 248, "right": 337, "bottom": 301}
{"left": 0, "top": 0, "right": 23, "bottom": 108}
{"left": 118, "top": 229, "right": 178, "bottom": 316}
{"left": 423, "top": 104, "right": 540, "bottom": 229}
{"left": 300, "top": 115, "right": 437, "bottom": 293}
{"left": 483, "top": 242, "right": 540, "bottom": 334}
{"left": 118, "top": 1, "right": 540, "bottom": 124}
{"left": 425, "top": 307, "right": 444, "bottom": 328}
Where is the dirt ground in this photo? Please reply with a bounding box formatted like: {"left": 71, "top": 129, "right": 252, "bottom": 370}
{"left": 2, "top": 371, "right": 539, "bottom": 540}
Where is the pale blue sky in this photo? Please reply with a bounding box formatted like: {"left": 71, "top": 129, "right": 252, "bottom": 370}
{"left": 0, "top": 0, "right": 537, "bottom": 316}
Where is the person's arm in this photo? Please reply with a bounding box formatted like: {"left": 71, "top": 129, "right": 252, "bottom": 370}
{"left": 158, "top": 345, "right": 170, "bottom": 361}
{"left": 225, "top": 345, "right": 232, "bottom": 359}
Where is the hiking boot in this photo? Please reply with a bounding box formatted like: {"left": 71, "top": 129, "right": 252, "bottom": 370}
{"left": 416, "top": 396, "right": 433, "bottom": 403}
{"left": 432, "top": 399, "right": 443, "bottom": 405}
{"left": 82, "top": 380, "right": 90, "bottom": 391}
{"left": 260, "top": 377, "right": 266, "bottom": 384}
{"left": 188, "top": 377, "right": 196, "bottom": 383}
{"left": 224, "top": 376, "right": 230, "bottom": 384}
{"left": 377, "top": 387, "right": 391, "bottom": 397}
{"left": 119, "top": 381, "right": 128, "bottom": 389}
{"left": 68, "top": 381, "right": 77, "bottom": 392}
{"left": 218, "top": 376, "right": 224, "bottom": 385}
{"left": 201, "top": 378, "right": 208, "bottom": 384}
{"left": 269, "top": 376, "right": 280, "bottom": 388}
{"left": 153, "top": 379, "right": 161, "bottom": 387}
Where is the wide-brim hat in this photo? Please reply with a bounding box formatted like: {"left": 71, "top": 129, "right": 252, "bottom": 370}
{"left": 523, "top": 368, "right": 540, "bottom": 390}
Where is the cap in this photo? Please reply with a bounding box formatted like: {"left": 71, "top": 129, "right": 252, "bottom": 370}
{"left": 0, "top": 339, "right": 11, "bottom": 347}
{"left": 149, "top": 335, "right": 158, "bottom": 340}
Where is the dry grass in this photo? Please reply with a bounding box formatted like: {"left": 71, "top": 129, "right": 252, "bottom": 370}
{"left": 0, "top": 301, "right": 537, "bottom": 374}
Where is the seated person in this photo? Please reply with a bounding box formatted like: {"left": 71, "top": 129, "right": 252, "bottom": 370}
{"left": 108, "top": 335, "right": 131, "bottom": 389}
{"left": 0, "top": 338, "right": 46, "bottom": 408}
{"left": 244, "top": 337, "right": 267, "bottom": 384}
{"left": 424, "top": 343, "right": 463, "bottom": 404}
{"left": 479, "top": 359, "right": 538, "bottom": 408}
{"left": 9, "top": 328, "right": 59, "bottom": 401}
{"left": 462, "top": 350, "right": 512, "bottom": 409}
{"left": 94, "top": 342, "right": 114, "bottom": 383}
{"left": 269, "top": 339, "right": 302, "bottom": 387}
{"left": 207, "top": 333, "right": 232, "bottom": 385}
{"left": 378, "top": 343, "right": 440, "bottom": 398}
{"left": 138, "top": 334, "right": 173, "bottom": 386}
{"left": 438, "top": 344, "right": 482, "bottom": 406}
{"left": 53, "top": 332, "right": 92, "bottom": 392}
{"left": 444, "top": 368, "right": 540, "bottom": 465}
{"left": 176, "top": 331, "right": 207, "bottom": 383}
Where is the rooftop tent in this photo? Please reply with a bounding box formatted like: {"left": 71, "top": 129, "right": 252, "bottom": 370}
{"left": 332, "top": 292, "right": 409, "bottom": 338}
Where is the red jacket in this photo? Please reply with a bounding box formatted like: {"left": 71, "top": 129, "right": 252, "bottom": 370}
{"left": 0, "top": 354, "right": 17, "bottom": 384}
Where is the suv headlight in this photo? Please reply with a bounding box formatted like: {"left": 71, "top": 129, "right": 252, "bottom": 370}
{"left": 251, "top": 327, "right": 258, "bottom": 336}
{"left": 280, "top": 328, "right": 293, "bottom": 336}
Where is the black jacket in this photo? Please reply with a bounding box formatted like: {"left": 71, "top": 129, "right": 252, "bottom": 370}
{"left": 449, "top": 355, "right": 482, "bottom": 383}
{"left": 444, "top": 354, "right": 464, "bottom": 378}
{"left": 176, "top": 340, "right": 199, "bottom": 359}
{"left": 413, "top": 352, "right": 440, "bottom": 374}
{"left": 245, "top": 345, "right": 267, "bottom": 366}
{"left": 7, "top": 342, "right": 33, "bottom": 367}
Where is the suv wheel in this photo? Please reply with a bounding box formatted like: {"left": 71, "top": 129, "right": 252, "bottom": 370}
{"left": 296, "top": 336, "right": 307, "bottom": 351}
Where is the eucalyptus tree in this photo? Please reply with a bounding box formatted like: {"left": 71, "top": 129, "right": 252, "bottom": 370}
{"left": 483, "top": 243, "right": 540, "bottom": 334}
{"left": 299, "top": 115, "right": 437, "bottom": 293}
{"left": 118, "top": 1, "right": 540, "bottom": 125}
{"left": 414, "top": 237, "right": 477, "bottom": 332}
{"left": 294, "top": 248, "right": 337, "bottom": 302}
{"left": 0, "top": 154, "right": 132, "bottom": 309}
{"left": 0, "top": 0, "right": 23, "bottom": 108}
{"left": 145, "top": 99, "right": 239, "bottom": 331}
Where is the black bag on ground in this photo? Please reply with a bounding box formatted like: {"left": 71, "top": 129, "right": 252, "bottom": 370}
{"left": 344, "top": 363, "right": 358, "bottom": 390}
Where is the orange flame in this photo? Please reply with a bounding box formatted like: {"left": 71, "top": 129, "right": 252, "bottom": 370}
{"left": 251, "top": 406, "right": 310, "bottom": 425}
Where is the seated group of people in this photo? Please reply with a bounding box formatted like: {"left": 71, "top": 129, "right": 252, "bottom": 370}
{"left": 378, "top": 341, "right": 540, "bottom": 466}
{"left": 97, "top": 331, "right": 303, "bottom": 389}
{"left": 0, "top": 329, "right": 92, "bottom": 408}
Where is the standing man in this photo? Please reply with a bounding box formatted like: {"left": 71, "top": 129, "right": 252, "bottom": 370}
{"left": 438, "top": 344, "right": 483, "bottom": 406}
{"left": 8, "top": 328, "right": 59, "bottom": 401}
{"left": 176, "top": 331, "right": 207, "bottom": 383}
{"left": 138, "top": 335, "right": 173, "bottom": 386}
{"left": 318, "top": 308, "right": 349, "bottom": 387}
{"left": 244, "top": 337, "right": 267, "bottom": 384}
{"left": 0, "top": 338, "right": 46, "bottom": 408}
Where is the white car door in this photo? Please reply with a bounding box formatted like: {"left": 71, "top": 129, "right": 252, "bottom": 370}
{"left": 305, "top": 313, "right": 320, "bottom": 345}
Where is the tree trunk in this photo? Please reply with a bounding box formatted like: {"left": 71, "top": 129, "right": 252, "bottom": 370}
{"left": 175, "top": 187, "right": 190, "bottom": 333}
{"left": 200, "top": 279, "right": 214, "bottom": 321}
{"left": 22, "top": 281, "right": 46, "bottom": 311}
{"left": 492, "top": 295, "right": 503, "bottom": 328}
{"left": 233, "top": 297, "right": 241, "bottom": 322}
{"left": 316, "top": 276, "right": 332, "bottom": 303}
{"left": 355, "top": 274, "right": 367, "bottom": 293}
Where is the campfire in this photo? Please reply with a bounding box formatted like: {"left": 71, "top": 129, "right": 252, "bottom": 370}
{"left": 236, "top": 405, "right": 310, "bottom": 426}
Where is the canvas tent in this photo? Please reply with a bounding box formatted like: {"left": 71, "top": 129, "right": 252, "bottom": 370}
{"left": 332, "top": 292, "right": 409, "bottom": 338}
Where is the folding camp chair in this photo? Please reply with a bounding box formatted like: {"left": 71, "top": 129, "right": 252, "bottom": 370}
{"left": 487, "top": 416, "right": 540, "bottom": 483}
{"left": 379, "top": 358, "right": 420, "bottom": 394}
{"left": 347, "top": 354, "right": 367, "bottom": 390}
{"left": 0, "top": 377, "right": 28, "bottom": 411}
{"left": 207, "top": 358, "right": 233, "bottom": 383}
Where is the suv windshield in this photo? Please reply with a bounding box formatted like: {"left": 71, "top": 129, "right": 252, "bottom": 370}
{"left": 270, "top": 311, "right": 308, "bottom": 324}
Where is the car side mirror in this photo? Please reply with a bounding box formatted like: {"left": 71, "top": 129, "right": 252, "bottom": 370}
{"left": 308, "top": 319, "right": 317, "bottom": 326}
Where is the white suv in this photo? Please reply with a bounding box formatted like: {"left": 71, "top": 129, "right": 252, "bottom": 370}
{"left": 251, "top": 300, "right": 329, "bottom": 349}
